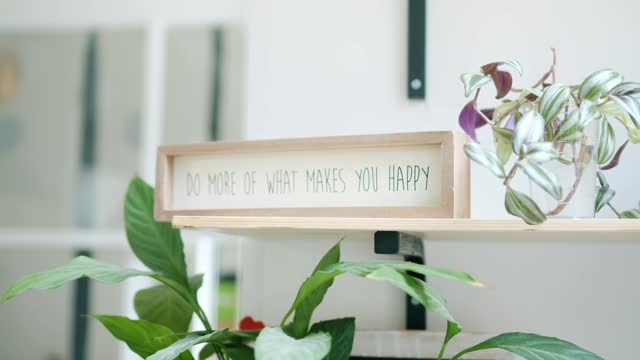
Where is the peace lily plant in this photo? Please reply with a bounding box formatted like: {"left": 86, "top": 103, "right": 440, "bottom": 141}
{"left": 460, "top": 49, "right": 640, "bottom": 224}
{"left": 2, "top": 178, "right": 605, "bottom": 359}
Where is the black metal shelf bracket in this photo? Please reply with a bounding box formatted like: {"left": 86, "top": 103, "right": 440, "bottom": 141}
{"left": 374, "top": 231, "right": 426, "bottom": 330}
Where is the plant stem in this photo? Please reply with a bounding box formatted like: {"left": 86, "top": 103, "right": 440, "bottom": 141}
{"left": 503, "top": 163, "right": 519, "bottom": 190}
{"left": 532, "top": 48, "right": 557, "bottom": 88}
{"left": 472, "top": 89, "right": 494, "bottom": 127}
{"left": 547, "top": 144, "right": 588, "bottom": 216}
{"left": 608, "top": 202, "right": 622, "bottom": 218}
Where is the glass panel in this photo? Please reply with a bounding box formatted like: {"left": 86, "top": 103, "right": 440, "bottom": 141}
{"left": 0, "top": 29, "right": 143, "bottom": 228}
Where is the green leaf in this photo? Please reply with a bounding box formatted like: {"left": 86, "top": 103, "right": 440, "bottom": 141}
{"left": 148, "top": 330, "right": 230, "bottom": 360}
{"left": 579, "top": 69, "right": 623, "bottom": 100}
{"left": 366, "top": 267, "right": 456, "bottom": 323}
{"left": 621, "top": 209, "right": 640, "bottom": 219}
{"left": 539, "top": 84, "right": 570, "bottom": 122}
{"left": 125, "top": 177, "right": 189, "bottom": 286}
{"left": 595, "top": 187, "right": 615, "bottom": 214}
{"left": 199, "top": 344, "right": 216, "bottom": 360}
{"left": 135, "top": 274, "right": 204, "bottom": 333}
{"left": 523, "top": 142, "right": 559, "bottom": 163}
{"left": 451, "top": 332, "right": 604, "bottom": 360}
{"left": 255, "top": 327, "right": 330, "bottom": 360}
{"left": 553, "top": 109, "right": 581, "bottom": 142}
{"left": 437, "top": 321, "right": 462, "bottom": 360}
{"left": 493, "top": 101, "right": 519, "bottom": 125}
{"left": 224, "top": 344, "right": 255, "bottom": 360}
{"left": 309, "top": 318, "right": 355, "bottom": 360}
{"left": 290, "top": 242, "right": 341, "bottom": 339}
{"left": 610, "top": 81, "right": 640, "bottom": 98}
{"left": 464, "top": 143, "right": 506, "bottom": 178}
{"left": 92, "top": 315, "right": 194, "bottom": 360}
{"left": 627, "top": 126, "right": 640, "bottom": 144}
{"left": 597, "top": 118, "right": 616, "bottom": 165}
{"left": 505, "top": 190, "right": 547, "bottom": 225}
{"left": 460, "top": 73, "right": 491, "bottom": 97}
{"left": 281, "top": 261, "right": 480, "bottom": 327}
{"left": 609, "top": 94, "right": 640, "bottom": 128}
{"left": 513, "top": 111, "right": 545, "bottom": 154}
{"left": 495, "top": 136, "right": 512, "bottom": 165}
{"left": 1, "top": 256, "right": 153, "bottom": 303}
{"left": 517, "top": 160, "right": 562, "bottom": 200}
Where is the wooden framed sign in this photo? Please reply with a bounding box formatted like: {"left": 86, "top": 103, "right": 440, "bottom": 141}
{"left": 155, "top": 131, "right": 470, "bottom": 221}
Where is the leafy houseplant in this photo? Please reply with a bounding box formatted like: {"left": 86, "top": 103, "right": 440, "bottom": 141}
{"left": 2, "top": 177, "right": 605, "bottom": 359}
{"left": 459, "top": 49, "right": 640, "bottom": 224}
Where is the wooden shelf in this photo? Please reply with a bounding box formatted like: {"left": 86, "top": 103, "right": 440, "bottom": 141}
{"left": 173, "top": 216, "right": 640, "bottom": 241}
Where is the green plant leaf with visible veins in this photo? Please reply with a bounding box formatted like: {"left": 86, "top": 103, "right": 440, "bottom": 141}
{"left": 464, "top": 143, "right": 506, "bottom": 178}
{"left": 92, "top": 315, "right": 194, "bottom": 360}
{"left": 309, "top": 318, "right": 355, "bottom": 360}
{"left": 148, "top": 330, "right": 230, "bottom": 360}
{"left": 281, "top": 261, "right": 479, "bottom": 328}
{"left": 505, "top": 190, "right": 547, "bottom": 225}
{"left": 451, "top": 332, "right": 604, "bottom": 360}
{"left": 255, "top": 327, "right": 330, "bottom": 360}
{"left": 135, "top": 274, "right": 204, "bottom": 333}
{"left": 517, "top": 160, "right": 562, "bottom": 201}
{"left": 125, "top": 177, "right": 190, "bottom": 286}
{"left": 290, "top": 242, "right": 341, "bottom": 338}
{"left": 1, "top": 256, "right": 153, "bottom": 303}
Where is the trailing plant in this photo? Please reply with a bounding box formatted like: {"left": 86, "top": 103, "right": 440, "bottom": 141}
{"left": 2, "top": 177, "right": 605, "bottom": 359}
{"left": 459, "top": 49, "right": 640, "bottom": 224}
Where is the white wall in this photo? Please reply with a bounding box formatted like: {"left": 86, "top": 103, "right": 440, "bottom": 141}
{"left": 242, "top": 0, "right": 640, "bottom": 359}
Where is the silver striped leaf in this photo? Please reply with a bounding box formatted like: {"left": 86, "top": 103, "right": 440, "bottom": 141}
{"left": 609, "top": 81, "right": 640, "bottom": 99}
{"left": 461, "top": 73, "right": 491, "bottom": 97}
{"left": 517, "top": 160, "right": 562, "bottom": 201}
{"left": 579, "top": 69, "right": 623, "bottom": 100}
{"left": 523, "top": 142, "right": 559, "bottom": 163}
{"left": 609, "top": 94, "right": 640, "bottom": 128}
{"left": 553, "top": 109, "right": 581, "bottom": 142}
{"left": 513, "top": 111, "right": 545, "bottom": 155}
{"left": 464, "top": 143, "right": 506, "bottom": 178}
{"left": 621, "top": 209, "right": 640, "bottom": 219}
{"left": 595, "top": 187, "right": 616, "bottom": 214}
{"left": 597, "top": 118, "right": 616, "bottom": 165}
{"left": 539, "top": 84, "right": 571, "bottom": 123}
{"left": 505, "top": 190, "right": 547, "bottom": 225}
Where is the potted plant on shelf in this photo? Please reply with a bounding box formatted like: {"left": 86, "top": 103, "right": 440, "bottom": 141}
{"left": 2, "top": 178, "right": 605, "bottom": 359}
{"left": 459, "top": 49, "right": 640, "bottom": 224}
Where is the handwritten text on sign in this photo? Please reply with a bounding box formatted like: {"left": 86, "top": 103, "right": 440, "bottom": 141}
{"left": 172, "top": 145, "right": 442, "bottom": 209}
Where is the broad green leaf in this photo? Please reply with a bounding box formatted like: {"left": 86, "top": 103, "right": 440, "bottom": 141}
{"left": 627, "top": 126, "right": 640, "bottom": 144}
{"left": 438, "top": 321, "right": 463, "bottom": 360}
{"left": 290, "top": 242, "right": 341, "bottom": 339}
{"left": 597, "top": 118, "right": 616, "bottom": 165}
{"left": 92, "top": 315, "right": 194, "bottom": 360}
{"left": 281, "top": 261, "right": 479, "bottom": 327}
{"left": 517, "top": 160, "right": 562, "bottom": 200}
{"left": 505, "top": 190, "right": 547, "bottom": 225}
{"left": 125, "top": 177, "right": 189, "bottom": 286}
{"left": 255, "top": 327, "right": 330, "bottom": 360}
{"left": 224, "top": 344, "right": 255, "bottom": 360}
{"left": 493, "top": 127, "right": 514, "bottom": 142}
{"left": 495, "top": 136, "right": 512, "bottom": 165}
{"left": 523, "top": 142, "right": 559, "bottom": 163}
{"left": 599, "top": 100, "right": 625, "bottom": 117}
{"left": 621, "top": 209, "right": 640, "bottom": 219}
{"left": 513, "top": 111, "right": 545, "bottom": 154}
{"left": 464, "top": 143, "right": 506, "bottom": 178}
{"left": 609, "top": 94, "right": 640, "bottom": 128}
{"left": 579, "top": 69, "right": 623, "bottom": 100}
{"left": 199, "top": 344, "right": 216, "bottom": 360}
{"left": 539, "top": 84, "right": 570, "bottom": 122}
{"left": 309, "top": 318, "right": 355, "bottom": 360}
{"left": 576, "top": 99, "right": 601, "bottom": 128}
{"left": 492, "top": 101, "right": 519, "bottom": 125}
{"left": 366, "top": 267, "right": 456, "bottom": 323}
{"left": 148, "top": 330, "right": 230, "bottom": 360}
{"left": 597, "top": 171, "right": 609, "bottom": 188}
{"left": 460, "top": 73, "right": 491, "bottom": 97}
{"left": 451, "top": 332, "right": 604, "bottom": 360}
{"left": 1, "top": 256, "right": 153, "bottom": 303}
{"left": 595, "top": 187, "right": 615, "bottom": 214}
{"left": 135, "top": 274, "right": 204, "bottom": 333}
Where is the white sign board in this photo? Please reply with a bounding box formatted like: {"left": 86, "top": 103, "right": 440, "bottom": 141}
{"left": 155, "top": 132, "right": 469, "bottom": 221}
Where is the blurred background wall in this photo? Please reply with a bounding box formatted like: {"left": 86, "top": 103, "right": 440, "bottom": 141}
{"left": 0, "top": 0, "right": 639, "bottom": 359}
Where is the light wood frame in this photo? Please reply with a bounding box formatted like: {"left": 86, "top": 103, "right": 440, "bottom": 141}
{"left": 155, "top": 131, "right": 470, "bottom": 222}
